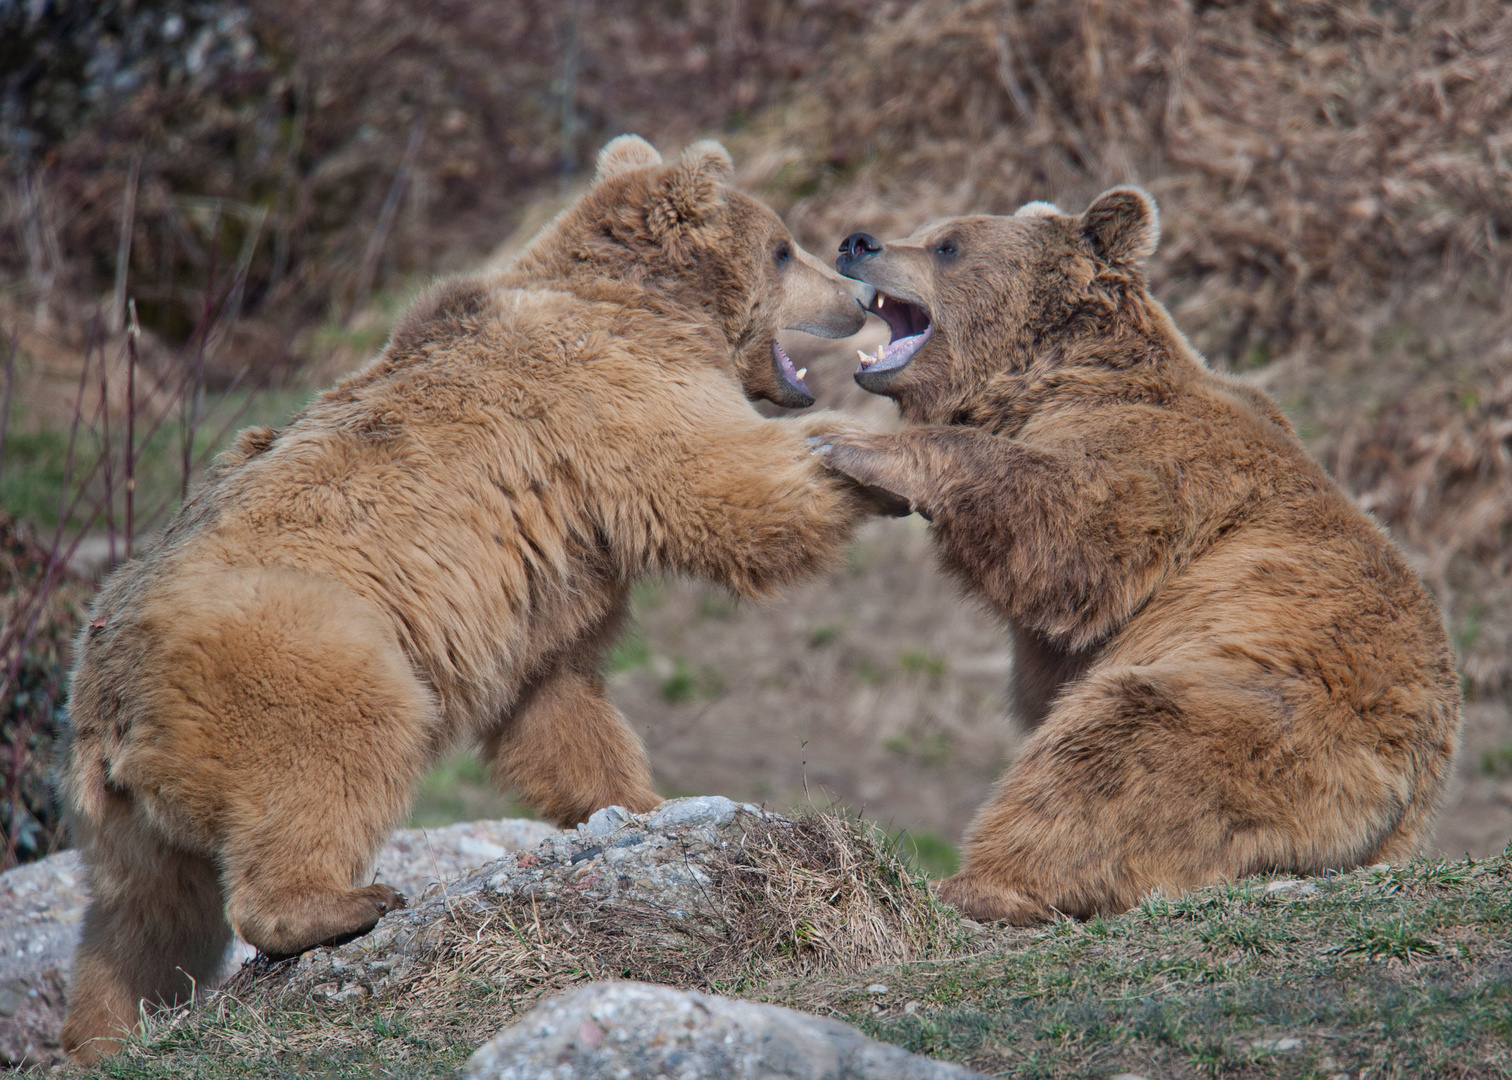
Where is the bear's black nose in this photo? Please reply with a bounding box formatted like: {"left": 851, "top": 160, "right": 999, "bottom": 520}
{"left": 837, "top": 232, "right": 882, "bottom": 270}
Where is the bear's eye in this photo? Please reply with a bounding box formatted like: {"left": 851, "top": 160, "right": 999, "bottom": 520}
{"left": 773, "top": 241, "right": 793, "bottom": 266}
{"left": 934, "top": 239, "right": 959, "bottom": 259}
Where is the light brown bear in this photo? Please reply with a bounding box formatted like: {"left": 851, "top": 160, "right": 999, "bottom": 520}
{"left": 59, "top": 135, "right": 884, "bottom": 1062}
{"left": 816, "top": 188, "right": 1461, "bottom": 923}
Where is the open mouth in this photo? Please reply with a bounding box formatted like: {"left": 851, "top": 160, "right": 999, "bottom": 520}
{"left": 855, "top": 292, "right": 932, "bottom": 375}
{"left": 771, "top": 339, "right": 814, "bottom": 406}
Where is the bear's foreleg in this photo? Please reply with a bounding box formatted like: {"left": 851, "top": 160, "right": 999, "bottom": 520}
{"left": 816, "top": 426, "right": 1178, "bottom": 647}
{"left": 484, "top": 665, "right": 662, "bottom": 827}
{"left": 659, "top": 410, "right": 878, "bottom": 598}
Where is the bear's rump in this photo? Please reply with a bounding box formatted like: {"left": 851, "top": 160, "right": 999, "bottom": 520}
{"left": 83, "top": 567, "right": 436, "bottom": 844}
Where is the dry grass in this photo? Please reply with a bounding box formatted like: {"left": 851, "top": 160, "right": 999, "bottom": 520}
{"left": 748, "top": 1, "right": 1512, "bottom": 355}
{"left": 0, "top": 0, "right": 870, "bottom": 362}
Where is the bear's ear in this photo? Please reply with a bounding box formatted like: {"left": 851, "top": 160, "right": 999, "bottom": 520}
{"left": 594, "top": 134, "right": 663, "bottom": 183}
{"left": 646, "top": 140, "right": 733, "bottom": 245}
{"left": 1080, "top": 186, "right": 1160, "bottom": 265}
{"left": 1014, "top": 200, "right": 1063, "bottom": 219}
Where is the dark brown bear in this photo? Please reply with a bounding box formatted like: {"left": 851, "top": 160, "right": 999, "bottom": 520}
{"left": 815, "top": 188, "right": 1461, "bottom": 923}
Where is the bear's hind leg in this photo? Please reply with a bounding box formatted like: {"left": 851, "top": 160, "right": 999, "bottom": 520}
{"left": 212, "top": 606, "right": 436, "bottom": 959}
{"left": 218, "top": 708, "right": 421, "bottom": 959}
{"left": 62, "top": 799, "right": 231, "bottom": 1064}
{"left": 485, "top": 666, "right": 661, "bottom": 827}
{"left": 938, "top": 663, "right": 1401, "bottom": 923}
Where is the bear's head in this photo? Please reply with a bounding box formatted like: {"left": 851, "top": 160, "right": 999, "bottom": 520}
{"left": 834, "top": 187, "right": 1162, "bottom": 423}
{"left": 512, "top": 135, "right": 869, "bottom": 409}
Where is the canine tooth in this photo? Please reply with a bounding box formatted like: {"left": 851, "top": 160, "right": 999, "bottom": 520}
{"left": 877, "top": 296, "right": 885, "bottom": 308}
{"left": 796, "top": 367, "right": 807, "bottom": 380}
{"left": 858, "top": 350, "right": 870, "bottom": 363}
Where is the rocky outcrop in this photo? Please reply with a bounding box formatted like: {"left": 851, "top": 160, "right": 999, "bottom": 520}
{"left": 463, "top": 980, "right": 990, "bottom": 1080}
{"left": 0, "top": 816, "right": 557, "bottom": 1068}
{"left": 230, "top": 797, "right": 960, "bottom": 1035}
{"left": 3, "top": 800, "right": 963, "bottom": 1071}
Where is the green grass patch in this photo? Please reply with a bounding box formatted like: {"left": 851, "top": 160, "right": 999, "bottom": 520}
{"left": 1, "top": 388, "right": 313, "bottom": 536}
{"left": 659, "top": 659, "right": 725, "bottom": 704}
{"left": 604, "top": 628, "right": 650, "bottom": 674}
{"left": 408, "top": 751, "right": 536, "bottom": 829}
{"left": 65, "top": 848, "right": 1512, "bottom": 1079}
{"left": 763, "top": 847, "right": 1512, "bottom": 1078}
{"left": 898, "top": 649, "right": 947, "bottom": 681}
{"left": 697, "top": 590, "right": 737, "bottom": 620}
{"left": 808, "top": 623, "right": 841, "bottom": 648}
{"left": 1480, "top": 744, "right": 1512, "bottom": 777}
{"left": 883, "top": 728, "right": 952, "bottom": 768}
{"left": 892, "top": 828, "right": 960, "bottom": 879}
{"left": 89, "top": 1000, "right": 475, "bottom": 1079}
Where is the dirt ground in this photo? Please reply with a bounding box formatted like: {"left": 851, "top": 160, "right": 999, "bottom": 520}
{"left": 602, "top": 331, "right": 1512, "bottom": 863}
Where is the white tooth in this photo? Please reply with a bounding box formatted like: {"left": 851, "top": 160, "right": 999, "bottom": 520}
{"left": 796, "top": 367, "right": 807, "bottom": 380}
{"left": 877, "top": 296, "right": 885, "bottom": 308}
{"left": 858, "top": 350, "right": 870, "bottom": 363}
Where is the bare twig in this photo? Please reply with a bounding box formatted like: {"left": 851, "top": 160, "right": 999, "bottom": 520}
{"left": 994, "top": 31, "right": 1033, "bottom": 122}
{"left": 182, "top": 233, "right": 220, "bottom": 502}
{"left": 557, "top": 0, "right": 585, "bottom": 190}
{"left": 349, "top": 120, "right": 425, "bottom": 321}
{"left": 267, "top": 67, "right": 308, "bottom": 302}
{"left": 110, "top": 154, "right": 141, "bottom": 334}
{"left": 0, "top": 325, "right": 16, "bottom": 482}
{"left": 126, "top": 301, "right": 139, "bottom": 559}
{"left": 97, "top": 315, "right": 116, "bottom": 565}
{"left": 18, "top": 168, "right": 56, "bottom": 327}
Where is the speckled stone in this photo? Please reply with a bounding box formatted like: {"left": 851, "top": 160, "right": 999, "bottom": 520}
{"left": 462, "top": 981, "right": 990, "bottom": 1080}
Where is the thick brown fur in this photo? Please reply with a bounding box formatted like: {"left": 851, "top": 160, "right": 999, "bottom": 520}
{"left": 817, "top": 188, "right": 1461, "bottom": 924}
{"left": 59, "top": 136, "right": 880, "bottom": 1062}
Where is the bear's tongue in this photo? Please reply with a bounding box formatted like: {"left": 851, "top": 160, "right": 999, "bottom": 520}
{"left": 771, "top": 340, "right": 813, "bottom": 400}
{"left": 856, "top": 293, "right": 932, "bottom": 375}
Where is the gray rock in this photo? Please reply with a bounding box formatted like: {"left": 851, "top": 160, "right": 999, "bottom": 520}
{"left": 374, "top": 818, "right": 560, "bottom": 899}
{"left": 1262, "top": 879, "right": 1319, "bottom": 898}
{"left": 0, "top": 852, "right": 85, "bottom": 1068}
{"left": 1251, "top": 1035, "right": 1303, "bottom": 1052}
{"left": 578, "top": 804, "right": 634, "bottom": 838}
{"left": 644, "top": 794, "right": 761, "bottom": 830}
{"left": 462, "top": 981, "right": 989, "bottom": 1080}
{"left": 253, "top": 798, "right": 767, "bottom": 1007}
{"left": 0, "top": 816, "right": 559, "bottom": 1069}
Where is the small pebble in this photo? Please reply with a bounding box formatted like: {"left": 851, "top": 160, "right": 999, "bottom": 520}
{"left": 1252, "top": 1036, "right": 1303, "bottom": 1052}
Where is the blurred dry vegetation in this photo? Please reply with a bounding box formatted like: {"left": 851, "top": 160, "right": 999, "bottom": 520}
{"left": 1, "top": 0, "right": 1509, "bottom": 868}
